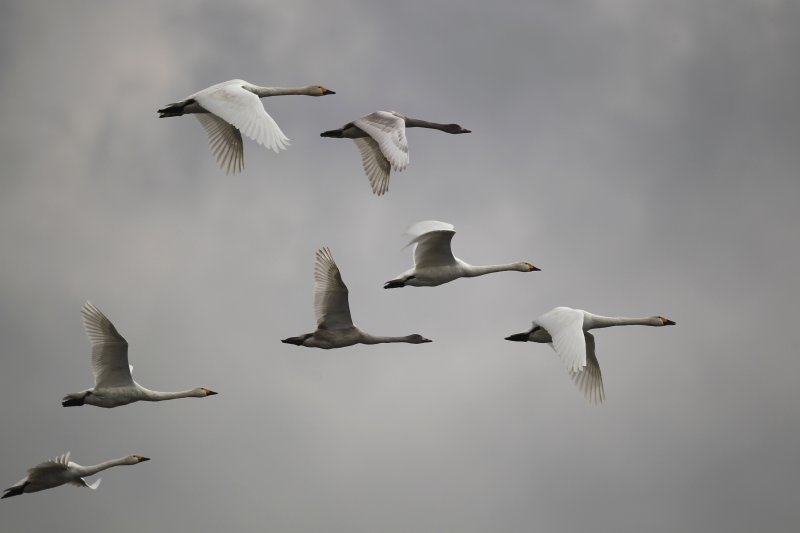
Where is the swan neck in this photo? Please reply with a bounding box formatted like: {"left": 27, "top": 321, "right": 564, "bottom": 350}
{"left": 80, "top": 457, "right": 129, "bottom": 476}
{"left": 402, "top": 117, "right": 451, "bottom": 131}
{"left": 140, "top": 388, "right": 198, "bottom": 401}
{"left": 250, "top": 86, "right": 314, "bottom": 97}
{"left": 465, "top": 263, "right": 521, "bottom": 277}
{"left": 586, "top": 315, "right": 659, "bottom": 329}
{"left": 360, "top": 333, "right": 410, "bottom": 345}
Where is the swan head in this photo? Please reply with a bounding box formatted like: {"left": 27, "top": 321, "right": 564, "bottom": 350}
{"left": 406, "top": 334, "right": 433, "bottom": 344}
{"left": 444, "top": 123, "right": 471, "bottom": 134}
{"left": 128, "top": 454, "right": 150, "bottom": 465}
{"left": 657, "top": 316, "right": 676, "bottom": 326}
{"left": 197, "top": 387, "right": 218, "bottom": 397}
{"left": 520, "top": 262, "right": 541, "bottom": 272}
{"left": 310, "top": 85, "right": 335, "bottom": 96}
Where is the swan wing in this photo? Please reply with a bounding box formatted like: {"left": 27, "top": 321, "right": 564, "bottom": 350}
{"left": 405, "top": 220, "right": 457, "bottom": 268}
{"left": 353, "top": 111, "right": 409, "bottom": 172}
{"left": 314, "top": 248, "right": 354, "bottom": 330}
{"left": 193, "top": 82, "right": 290, "bottom": 153}
{"left": 568, "top": 333, "right": 606, "bottom": 404}
{"left": 70, "top": 477, "right": 101, "bottom": 489}
{"left": 405, "top": 220, "right": 455, "bottom": 239}
{"left": 27, "top": 452, "right": 71, "bottom": 478}
{"left": 536, "top": 307, "right": 587, "bottom": 373}
{"left": 81, "top": 302, "right": 133, "bottom": 389}
{"left": 195, "top": 113, "right": 244, "bottom": 174}
{"left": 353, "top": 137, "right": 391, "bottom": 195}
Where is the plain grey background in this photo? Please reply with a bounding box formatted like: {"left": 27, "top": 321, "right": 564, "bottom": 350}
{"left": 1, "top": 0, "right": 798, "bottom": 531}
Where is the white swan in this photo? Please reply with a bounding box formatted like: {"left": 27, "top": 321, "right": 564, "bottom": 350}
{"left": 384, "top": 220, "right": 540, "bottom": 288}
{"left": 320, "top": 111, "right": 471, "bottom": 195}
{"left": 282, "top": 247, "right": 433, "bottom": 349}
{"left": 505, "top": 306, "right": 676, "bottom": 404}
{"left": 61, "top": 302, "right": 218, "bottom": 408}
{"left": 159, "top": 80, "right": 335, "bottom": 174}
{"left": 2, "top": 452, "right": 149, "bottom": 498}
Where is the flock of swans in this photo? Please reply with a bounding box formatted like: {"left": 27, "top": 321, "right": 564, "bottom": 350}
{"left": 3, "top": 79, "right": 675, "bottom": 499}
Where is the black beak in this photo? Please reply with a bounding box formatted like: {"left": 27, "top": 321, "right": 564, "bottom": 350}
{"left": 206, "top": 390, "right": 218, "bottom": 396}
{"left": 505, "top": 332, "right": 530, "bottom": 342}
{"left": 139, "top": 457, "right": 151, "bottom": 462}
{"left": 422, "top": 338, "right": 433, "bottom": 343}
{"left": 664, "top": 319, "right": 676, "bottom": 326}
{"left": 323, "top": 89, "right": 336, "bottom": 95}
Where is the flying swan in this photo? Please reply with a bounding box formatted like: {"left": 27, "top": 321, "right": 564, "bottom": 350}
{"left": 61, "top": 302, "right": 218, "bottom": 408}
{"left": 320, "top": 111, "right": 471, "bottom": 195}
{"left": 2, "top": 452, "right": 149, "bottom": 499}
{"left": 282, "top": 247, "right": 433, "bottom": 348}
{"left": 505, "top": 306, "right": 676, "bottom": 404}
{"left": 384, "top": 220, "right": 540, "bottom": 288}
{"left": 158, "top": 79, "right": 335, "bottom": 174}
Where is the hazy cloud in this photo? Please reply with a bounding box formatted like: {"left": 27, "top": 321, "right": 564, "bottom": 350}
{"left": 1, "top": 1, "right": 798, "bottom": 532}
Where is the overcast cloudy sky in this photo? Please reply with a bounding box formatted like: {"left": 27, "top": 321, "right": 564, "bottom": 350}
{"left": 1, "top": 0, "right": 798, "bottom": 531}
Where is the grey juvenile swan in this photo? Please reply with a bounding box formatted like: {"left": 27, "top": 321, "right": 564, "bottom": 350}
{"left": 61, "top": 302, "right": 218, "bottom": 408}
{"left": 505, "top": 306, "right": 676, "bottom": 404}
{"left": 159, "top": 79, "right": 335, "bottom": 173}
{"left": 3, "top": 452, "right": 149, "bottom": 498}
{"left": 282, "top": 248, "right": 433, "bottom": 349}
{"left": 321, "top": 111, "right": 470, "bottom": 195}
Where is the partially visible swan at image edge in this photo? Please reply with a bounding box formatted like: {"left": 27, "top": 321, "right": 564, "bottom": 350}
{"left": 159, "top": 79, "right": 335, "bottom": 174}
{"left": 505, "top": 306, "right": 676, "bottom": 404}
{"left": 282, "top": 247, "right": 433, "bottom": 349}
{"left": 384, "top": 220, "right": 540, "bottom": 288}
{"left": 2, "top": 452, "right": 149, "bottom": 499}
{"left": 61, "top": 302, "right": 218, "bottom": 408}
{"left": 321, "top": 111, "right": 470, "bottom": 195}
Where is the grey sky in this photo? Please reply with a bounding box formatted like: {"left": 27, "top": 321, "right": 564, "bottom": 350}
{"left": 1, "top": 0, "right": 799, "bottom": 531}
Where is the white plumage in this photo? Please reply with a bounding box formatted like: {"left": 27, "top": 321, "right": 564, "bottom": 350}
{"left": 159, "top": 80, "right": 335, "bottom": 174}
{"left": 505, "top": 307, "right": 676, "bottom": 404}
{"left": 61, "top": 302, "right": 218, "bottom": 408}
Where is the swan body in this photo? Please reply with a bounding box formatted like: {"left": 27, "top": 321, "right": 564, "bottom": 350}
{"left": 320, "top": 111, "right": 470, "bottom": 195}
{"left": 61, "top": 302, "right": 218, "bottom": 408}
{"left": 159, "top": 80, "right": 335, "bottom": 174}
{"left": 2, "top": 452, "right": 149, "bottom": 498}
{"left": 505, "top": 306, "right": 676, "bottom": 404}
{"left": 282, "top": 248, "right": 432, "bottom": 349}
{"left": 384, "top": 220, "right": 540, "bottom": 288}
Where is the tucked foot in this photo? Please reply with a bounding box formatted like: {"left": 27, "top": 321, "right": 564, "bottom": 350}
{"left": 320, "top": 128, "right": 344, "bottom": 138}
{"left": 157, "top": 101, "right": 188, "bottom": 118}
{"left": 62, "top": 398, "right": 84, "bottom": 407}
{"left": 2, "top": 483, "right": 28, "bottom": 499}
{"left": 61, "top": 393, "right": 88, "bottom": 407}
{"left": 281, "top": 334, "right": 311, "bottom": 346}
{"left": 504, "top": 332, "right": 530, "bottom": 342}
